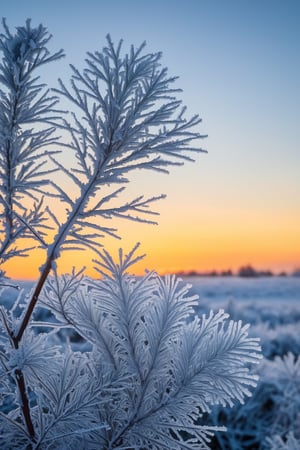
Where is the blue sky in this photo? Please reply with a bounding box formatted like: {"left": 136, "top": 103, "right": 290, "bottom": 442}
{"left": 2, "top": 0, "right": 300, "bottom": 275}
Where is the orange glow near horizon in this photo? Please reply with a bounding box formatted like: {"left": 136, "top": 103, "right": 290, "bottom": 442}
{"left": 2, "top": 141, "right": 299, "bottom": 281}
{"left": 3, "top": 202, "right": 300, "bottom": 280}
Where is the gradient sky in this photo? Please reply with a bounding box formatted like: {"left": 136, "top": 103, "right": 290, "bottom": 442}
{"left": 2, "top": 0, "right": 300, "bottom": 278}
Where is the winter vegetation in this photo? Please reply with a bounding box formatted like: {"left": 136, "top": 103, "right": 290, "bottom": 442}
{"left": 187, "top": 276, "right": 300, "bottom": 449}
{"left": 0, "top": 19, "right": 264, "bottom": 449}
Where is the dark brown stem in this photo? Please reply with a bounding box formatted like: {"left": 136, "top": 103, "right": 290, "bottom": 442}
{"left": 9, "top": 180, "right": 96, "bottom": 444}
{"left": 14, "top": 163, "right": 103, "bottom": 345}
{"left": 10, "top": 191, "right": 90, "bottom": 442}
{"left": 1, "top": 72, "right": 37, "bottom": 443}
{"left": 14, "top": 257, "right": 52, "bottom": 344}
{"left": 15, "top": 368, "right": 36, "bottom": 442}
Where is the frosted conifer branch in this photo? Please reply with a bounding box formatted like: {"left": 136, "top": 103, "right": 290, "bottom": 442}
{"left": 34, "top": 247, "right": 261, "bottom": 449}
{"left": 22, "top": 35, "right": 207, "bottom": 307}
{"left": 0, "top": 19, "right": 65, "bottom": 263}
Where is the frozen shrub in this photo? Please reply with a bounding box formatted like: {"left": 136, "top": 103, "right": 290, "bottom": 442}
{"left": 266, "top": 432, "right": 300, "bottom": 450}
{"left": 0, "top": 19, "right": 261, "bottom": 449}
{"left": 1, "top": 246, "right": 261, "bottom": 449}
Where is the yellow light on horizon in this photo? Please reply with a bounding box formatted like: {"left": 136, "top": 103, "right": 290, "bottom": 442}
{"left": 3, "top": 210, "right": 300, "bottom": 280}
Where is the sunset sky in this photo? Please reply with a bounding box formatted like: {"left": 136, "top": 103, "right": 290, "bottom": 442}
{"left": 2, "top": 0, "right": 300, "bottom": 278}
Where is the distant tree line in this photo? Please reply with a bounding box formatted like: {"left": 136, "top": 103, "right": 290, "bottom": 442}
{"left": 176, "top": 265, "right": 300, "bottom": 278}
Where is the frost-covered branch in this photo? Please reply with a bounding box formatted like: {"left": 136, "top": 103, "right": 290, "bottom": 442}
{"left": 0, "top": 18, "right": 65, "bottom": 441}
{"left": 12, "top": 34, "right": 206, "bottom": 346}
{"left": 0, "top": 19, "right": 64, "bottom": 264}
{"left": 35, "top": 246, "right": 261, "bottom": 449}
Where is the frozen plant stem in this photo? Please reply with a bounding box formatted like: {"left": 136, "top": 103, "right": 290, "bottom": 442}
{"left": 15, "top": 369, "right": 35, "bottom": 442}
{"left": 11, "top": 166, "right": 106, "bottom": 442}
{"left": 0, "top": 18, "right": 64, "bottom": 441}
{"left": 14, "top": 166, "right": 104, "bottom": 345}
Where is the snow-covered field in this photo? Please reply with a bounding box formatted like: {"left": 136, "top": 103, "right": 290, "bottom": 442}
{"left": 186, "top": 275, "right": 300, "bottom": 306}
